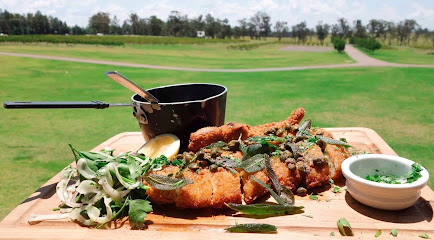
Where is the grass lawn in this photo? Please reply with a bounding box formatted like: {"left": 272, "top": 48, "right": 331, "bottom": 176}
{"left": 0, "top": 56, "right": 432, "bottom": 220}
{"left": 360, "top": 46, "right": 434, "bottom": 65}
{"left": 0, "top": 43, "right": 353, "bottom": 68}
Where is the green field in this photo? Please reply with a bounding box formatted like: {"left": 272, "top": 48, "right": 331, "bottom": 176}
{"left": 0, "top": 43, "right": 353, "bottom": 68}
{"left": 1, "top": 55, "right": 433, "bottom": 220}
{"left": 360, "top": 46, "right": 434, "bottom": 65}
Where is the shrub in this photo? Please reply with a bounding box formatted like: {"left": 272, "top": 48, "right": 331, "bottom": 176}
{"left": 333, "top": 38, "right": 346, "bottom": 53}
{"left": 351, "top": 36, "right": 382, "bottom": 53}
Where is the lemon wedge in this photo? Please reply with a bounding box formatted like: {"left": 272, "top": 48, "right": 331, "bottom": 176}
{"left": 138, "top": 134, "right": 180, "bottom": 159}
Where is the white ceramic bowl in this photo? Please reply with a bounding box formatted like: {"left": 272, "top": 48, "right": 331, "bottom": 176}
{"left": 342, "top": 154, "right": 429, "bottom": 210}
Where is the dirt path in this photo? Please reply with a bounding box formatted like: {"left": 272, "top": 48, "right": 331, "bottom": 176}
{"left": 1, "top": 45, "right": 433, "bottom": 72}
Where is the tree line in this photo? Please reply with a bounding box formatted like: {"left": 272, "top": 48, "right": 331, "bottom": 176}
{"left": 1, "top": 9, "right": 433, "bottom": 47}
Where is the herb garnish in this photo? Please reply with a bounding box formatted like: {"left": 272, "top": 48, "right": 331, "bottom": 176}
{"left": 337, "top": 218, "right": 354, "bottom": 236}
{"left": 390, "top": 229, "right": 398, "bottom": 237}
{"left": 365, "top": 163, "right": 424, "bottom": 184}
{"left": 375, "top": 229, "right": 382, "bottom": 237}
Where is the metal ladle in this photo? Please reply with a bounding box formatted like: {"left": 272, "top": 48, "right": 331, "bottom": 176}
{"left": 105, "top": 71, "right": 159, "bottom": 104}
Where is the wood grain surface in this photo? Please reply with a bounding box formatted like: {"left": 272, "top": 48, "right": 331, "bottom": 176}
{"left": 1, "top": 128, "right": 432, "bottom": 240}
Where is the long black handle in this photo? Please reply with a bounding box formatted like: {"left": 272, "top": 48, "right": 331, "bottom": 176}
{"left": 3, "top": 101, "right": 110, "bottom": 109}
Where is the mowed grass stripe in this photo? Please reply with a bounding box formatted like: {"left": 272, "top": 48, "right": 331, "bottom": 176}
{"left": 359, "top": 46, "right": 434, "bottom": 65}
{"left": 0, "top": 43, "right": 353, "bottom": 69}
{"left": 0, "top": 56, "right": 432, "bottom": 220}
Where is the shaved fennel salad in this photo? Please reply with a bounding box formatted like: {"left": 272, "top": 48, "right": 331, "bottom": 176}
{"left": 29, "top": 145, "right": 178, "bottom": 229}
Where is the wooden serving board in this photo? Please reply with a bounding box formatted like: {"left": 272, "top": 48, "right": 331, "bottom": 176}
{"left": 1, "top": 128, "right": 433, "bottom": 240}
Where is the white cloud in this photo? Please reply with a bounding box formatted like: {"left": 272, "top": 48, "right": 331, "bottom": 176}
{"left": 0, "top": 0, "right": 433, "bottom": 29}
{"left": 408, "top": 2, "right": 434, "bottom": 20}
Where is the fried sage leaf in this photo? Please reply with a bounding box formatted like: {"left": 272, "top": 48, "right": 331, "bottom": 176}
{"left": 239, "top": 154, "right": 265, "bottom": 173}
{"left": 144, "top": 174, "right": 193, "bottom": 190}
{"left": 242, "top": 144, "right": 269, "bottom": 160}
{"left": 225, "top": 223, "right": 277, "bottom": 233}
{"left": 318, "top": 136, "right": 352, "bottom": 147}
{"left": 225, "top": 203, "right": 303, "bottom": 216}
{"left": 264, "top": 154, "right": 295, "bottom": 206}
{"left": 337, "top": 218, "right": 354, "bottom": 236}
{"left": 203, "top": 141, "right": 227, "bottom": 149}
{"left": 296, "top": 119, "right": 312, "bottom": 138}
{"left": 251, "top": 176, "right": 286, "bottom": 206}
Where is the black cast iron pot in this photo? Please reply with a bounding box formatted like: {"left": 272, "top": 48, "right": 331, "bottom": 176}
{"left": 132, "top": 83, "right": 227, "bottom": 150}
{"left": 4, "top": 83, "right": 227, "bottom": 151}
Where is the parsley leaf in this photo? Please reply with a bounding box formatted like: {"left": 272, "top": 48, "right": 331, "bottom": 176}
{"left": 128, "top": 199, "right": 153, "bottom": 229}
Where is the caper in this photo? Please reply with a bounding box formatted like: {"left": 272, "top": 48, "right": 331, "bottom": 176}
{"left": 227, "top": 140, "right": 240, "bottom": 151}
{"left": 279, "top": 150, "right": 291, "bottom": 162}
{"left": 285, "top": 123, "right": 291, "bottom": 130}
{"left": 188, "top": 162, "right": 199, "bottom": 171}
{"left": 199, "top": 160, "right": 209, "bottom": 167}
{"left": 210, "top": 148, "right": 221, "bottom": 158}
{"left": 313, "top": 156, "right": 326, "bottom": 166}
{"left": 287, "top": 163, "right": 296, "bottom": 171}
{"left": 297, "top": 162, "right": 306, "bottom": 173}
{"left": 210, "top": 164, "right": 218, "bottom": 172}
{"left": 264, "top": 127, "right": 278, "bottom": 135}
{"left": 276, "top": 128, "right": 284, "bottom": 136}
{"left": 196, "top": 150, "right": 205, "bottom": 160}
{"left": 184, "top": 152, "right": 195, "bottom": 162}
{"left": 316, "top": 139, "right": 324, "bottom": 149}
{"left": 296, "top": 187, "right": 307, "bottom": 196}
{"left": 285, "top": 158, "right": 296, "bottom": 164}
{"left": 175, "top": 154, "right": 184, "bottom": 160}
{"left": 175, "top": 171, "right": 184, "bottom": 178}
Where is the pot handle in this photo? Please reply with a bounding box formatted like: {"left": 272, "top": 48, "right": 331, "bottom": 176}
{"left": 4, "top": 101, "right": 112, "bottom": 109}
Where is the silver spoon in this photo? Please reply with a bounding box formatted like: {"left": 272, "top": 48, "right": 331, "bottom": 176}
{"left": 105, "top": 71, "right": 159, "bottom": 104}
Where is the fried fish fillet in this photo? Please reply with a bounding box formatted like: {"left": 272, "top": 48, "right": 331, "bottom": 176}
{"left": 300, "top": 144, "right": 330, "bottom": 189}
{"left": 188, "top": 123, "right": 250, "bottom": 152}
{"left": 146, "top": 108, "right": 356, "bottom": 208}
{"left": 247, "top": 107, "right": 305, "bottom": 137}
{"left": 187, "top": 107, "right": 305, "bottom": 152}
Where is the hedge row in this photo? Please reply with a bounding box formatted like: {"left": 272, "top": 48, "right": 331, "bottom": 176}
{"left": 226, "top": 41, "right": 277, "bottom": 50}
{"left": 350, "top": 37, "right": 382, "bottom": 52}
{"left": 0, "top": 35, "right": 246, "bottom": 46}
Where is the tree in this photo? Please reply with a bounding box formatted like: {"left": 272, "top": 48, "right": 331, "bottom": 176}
{"left": 110, "top": 15, "right": 122, "bottom": 34}
{"left": 233, "top": 26, "right": 242, "bottom": 39}
{"left": 88, "top": 12, "right": 110, "bottom": 34}
{"left": 249, "top": 12, "right": 261, "bottom": 39}
{"left": 121, "top": 20, "right": 130, "bottom": 34}
{"left": 336, "top": 18, "right": 351, "bottom": 39}
{"left": 218, "top": 19, "right": 232, "bottom": 39}
{"left": 129, "top": 13, "right": 140, "bottom": 35}
{"left": 274, "top": 21, "right": 288, "bottom": 41}
{"left": 396, "top": 19, "right": 418, "bottom": 45}
{"left": 33, "top": 11, "right": 50, "bottom": 34}
{"left": 316, "top": 22, "right": 329, "bottom": 44}
{"left": 385, "top": 21, "right": 396, "bottom": 46}
{"left": 331, "top": 24, "right": 339, "bottom": 38}
{"left": 353, "top": 20, "right": 366, "bottom": 38}
{"left": 148, "top": 15, "right": 163, "bottom": 36}
{"left": 204, "top": 13, "right": 216, "bottom": 38}
{"left": 292, "top": 21, "right": 308, "bottom": 42}
{"left": 71, "top": 25, "right": 86, "bottom": 35}
{"left": 259, "top": 12, "right": 271, "bottom": 39}
{"left": 238, "top": 18, "right": 248, "bottom": 39}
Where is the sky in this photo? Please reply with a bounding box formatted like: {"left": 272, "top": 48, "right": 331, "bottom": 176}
{"left": 1, "top": 0, "right": 434, "bottom": 29}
